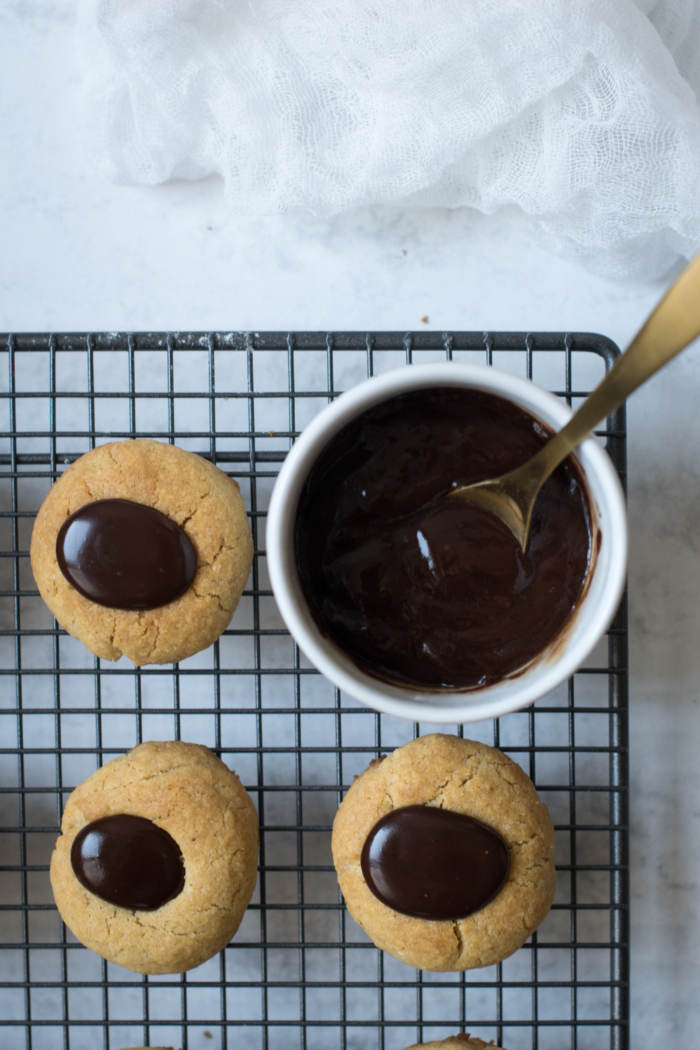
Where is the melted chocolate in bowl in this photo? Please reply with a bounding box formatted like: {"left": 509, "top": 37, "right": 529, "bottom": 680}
{"left": 295, "top": 388, "right": 593, "bottom": 690}
{"left": 361, "top": 805, "right": 510, "bottom": 920}
{"left": 71, "top": 814, "right": 185, "bottom": 911}
{"left": 57, "top": 498, "right": 197, "bottom": 611}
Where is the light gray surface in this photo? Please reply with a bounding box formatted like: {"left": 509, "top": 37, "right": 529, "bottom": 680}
{"left": 1, "top": 4, "right": 700, "bottom": 1047}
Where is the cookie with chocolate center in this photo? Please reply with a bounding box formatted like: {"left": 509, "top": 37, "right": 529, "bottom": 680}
{"left": 332, "top": 734, "right": 555, "bottom": 972}
{"left": 30, "top": 439, "right": 253, "bottom": 665}
{"left": 50, "top": 741, "right": 259, "bottom": 975}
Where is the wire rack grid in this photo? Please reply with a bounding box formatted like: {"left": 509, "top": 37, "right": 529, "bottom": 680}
{"left": 0, "top": 330, "right": 628, "bottom": 1050}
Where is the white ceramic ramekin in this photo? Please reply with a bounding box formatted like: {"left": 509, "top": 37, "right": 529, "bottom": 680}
{"left": 266, "top": 363, "right": 627, "bottom": 724}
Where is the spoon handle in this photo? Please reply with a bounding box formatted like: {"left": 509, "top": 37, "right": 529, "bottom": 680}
{"left": 527, "top": 251, "right": 700, "bottom": 484}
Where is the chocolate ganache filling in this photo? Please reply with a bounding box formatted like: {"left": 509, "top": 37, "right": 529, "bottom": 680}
{"left": 56, "top": 499, "right": 197, "bottom": 610}
{"left": 295, "top": 387, "right": 593, "bottom": 690}
{"left": 361, "top": 805, "right": 510, "bottom": 920}
{"left": 71, "top": 814, "right": 185, "bottom": 911}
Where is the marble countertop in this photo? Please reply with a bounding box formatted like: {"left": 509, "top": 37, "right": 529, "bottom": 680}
{"left": 2, "top": 4, "right": 699, "bottom": 1046}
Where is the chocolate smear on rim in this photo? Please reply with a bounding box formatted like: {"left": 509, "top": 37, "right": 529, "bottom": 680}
{"left": 360, "top": 805, "right": 510, "bottom": 920}
{"left": 56, "top": 498, "right": 197, "bottom": 610}
{"left": 71, "top": 814, "right": 185, "bottom": 911}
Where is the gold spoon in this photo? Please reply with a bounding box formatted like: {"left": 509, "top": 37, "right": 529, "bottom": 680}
{"left": 450, "top": 252, "right": 700, "bottom": 549}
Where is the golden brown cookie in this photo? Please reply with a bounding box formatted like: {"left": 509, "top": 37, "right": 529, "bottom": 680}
{"left": 50, "top": 741, "right": 259, "bottom": 974}
{"left": 332, "top": 734, "right": 555, "bottom": 972}
{"left": 405, "top": 1037, "right": 505, "bottom": 1050}
{"left": 30, "top": 439, "right": 253, "bottom": 664}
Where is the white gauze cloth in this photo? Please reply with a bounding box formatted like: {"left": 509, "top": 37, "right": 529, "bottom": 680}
{"left": 77, "top": 0, "right": 700, "bottom": 278}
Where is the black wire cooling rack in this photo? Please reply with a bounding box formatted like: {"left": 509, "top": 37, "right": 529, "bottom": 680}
{"left": 0, "top": 331, "right": 628, "bottom": 1050}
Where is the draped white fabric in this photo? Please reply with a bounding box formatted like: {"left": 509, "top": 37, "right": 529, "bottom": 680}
{"left": 77, "top": 0, "right": 700, "bottom": 277}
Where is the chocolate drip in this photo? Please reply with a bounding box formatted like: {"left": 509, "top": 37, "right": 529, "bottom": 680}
{"left": 57, "top": 498, "right": 197, "bottom": 610}
{"left": 71, "top": 814, "right": 185, "bottom": 911}
{"left": 360, "top": 805, "right": 510, "bottom": 920}
{"left": 295, "top": 387, "right": 592, "bottom": 689}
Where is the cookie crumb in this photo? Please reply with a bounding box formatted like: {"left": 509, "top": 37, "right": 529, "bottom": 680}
{"left": 421, "top": 315, "right": 429, "bottom": 324}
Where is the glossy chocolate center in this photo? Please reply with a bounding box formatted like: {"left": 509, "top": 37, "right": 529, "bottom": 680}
{"left": 295, "top": 387, "right": 592, "bottom": 690}
{"left": 360, "top": 805, "right": 510, "bottom": 920}
{"left": 56, "top": 498, "right": 197, "bottom": 610}
{"left": 71, "top": 814, "right": 185, "bottom": 911}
